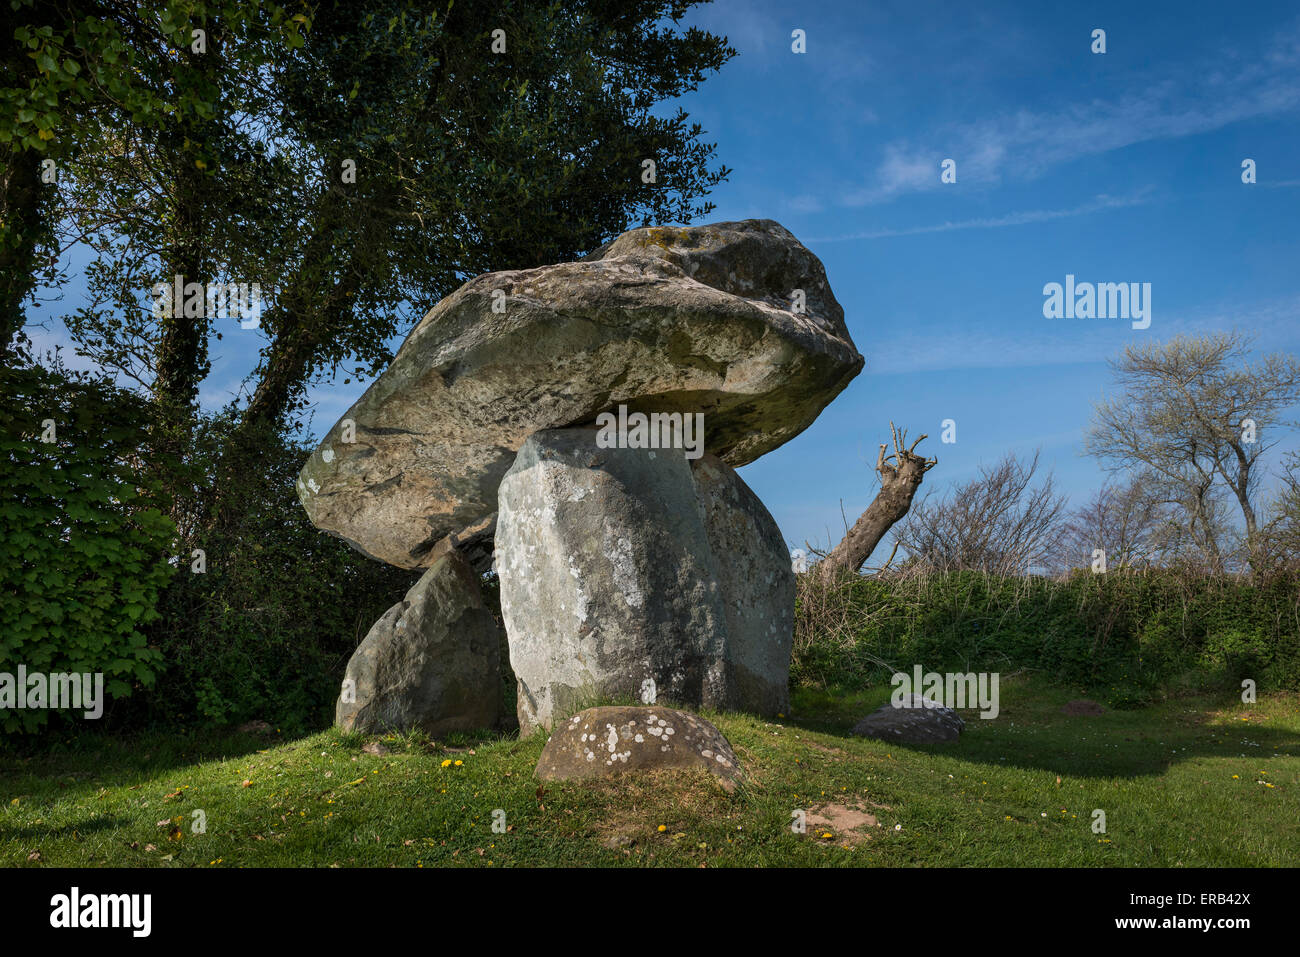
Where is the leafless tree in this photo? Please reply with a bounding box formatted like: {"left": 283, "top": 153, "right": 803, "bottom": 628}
{"left": 1255, "top": 451, "right": 1300, "bottom": 574}
{"left": 893, "top": 450, "right": 1067, "bottom": 577}
{"left": 816, "top": 422, "right": 936, "bottom": 577}
{"left": 1054, "top": 475, "right": 1167, "bottom": 573}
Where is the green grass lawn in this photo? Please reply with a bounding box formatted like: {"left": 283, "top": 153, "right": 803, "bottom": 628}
{"left": 3, "top": 677, "right": 1298, "bottom": 867}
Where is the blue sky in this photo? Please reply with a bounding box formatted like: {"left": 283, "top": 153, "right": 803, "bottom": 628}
{"left": 29, "top": 0, "right": 1300, "bottom": 558}
{"left": 673, "top": 0, "right": 1300, "bottom": 553}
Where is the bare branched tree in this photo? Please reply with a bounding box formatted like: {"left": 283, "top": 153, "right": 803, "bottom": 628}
{"left": 1255, "top": 451, "right": 1300, "bottom": 574}
{"left": 1053, "top": 474, "right": 1169, "bottom": 573}
{"left": 817, "top": 422, "right": 936, "bottom": 578}
{"left": 1147, "top": 474, "right": 1244, "bottom": 573}
{"left": 894, "top": 450, "right": 1067, "bottom": 576}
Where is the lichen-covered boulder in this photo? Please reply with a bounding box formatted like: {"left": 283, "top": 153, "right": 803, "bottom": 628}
{"left": 496, "top": 427, "right": 793, "bottom": 735}
{"left": 335, "top": 550, "right": 500, "bottom": 736}
{"left": 851, "top": 694, "right": 965, "bottom": 744}
{"left": 498, "top": 429, "right": 726, "bottom": 735}
{"left": 535, "top": 706, "right": 742, "bottom": 786}
{"left": 297, "top": 219, "right": 862, "bottom": 570}
{"left": 690, "top": 452, "right": 795, "bottom": 716}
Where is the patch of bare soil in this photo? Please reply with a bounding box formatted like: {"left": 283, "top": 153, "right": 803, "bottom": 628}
{"left": 802, "top": 739, "right": 845, "bottom": 756}
{"left": 805, "top": 803, "right": 881, "bottom": 846}
{"left": 587, "top": 768, "right": 737, "bottom": 851}
{"left": 1062, "top": 699, "right": 1106, "bottom": 716}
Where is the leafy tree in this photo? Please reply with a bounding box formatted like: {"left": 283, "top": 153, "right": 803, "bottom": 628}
{"left": 3, "top": 1, "right": 735, "bottom": 734}
{"left": 47, "top": 1, "right": 733, "bottom": 468}
{"left": 231, "top": 0, "right": 734, "bottom": 439}
{"left": 130, "top": 413, "right": 414, "bottom": 731}
{"left": 1085, "top": 333, "right": 1300, "bottom": 578}
{"left": 1, "top": 0, "right": 307, "bottom": 366}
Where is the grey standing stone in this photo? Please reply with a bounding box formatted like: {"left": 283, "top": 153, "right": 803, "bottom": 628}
{"left": 690, "top": 453, "right": 794, "bottom": 717}
{"left": 336, "top": 550, "right": 500, "bottom": 736}
{"left": 497, "top": 428, "right": 793, "bottom": 735}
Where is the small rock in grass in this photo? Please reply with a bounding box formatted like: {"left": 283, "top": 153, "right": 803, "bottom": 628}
{"left": 851, "top": 694, "right": 964, "bottom": 744}
{"left": 535, "top": 706, "right": 742, "bottom": 788}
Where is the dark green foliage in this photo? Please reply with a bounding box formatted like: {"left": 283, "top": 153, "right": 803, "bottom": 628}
{"left": 128, "top": 416, "right": 416, "bottom": 733}
{"left": 4, "top": 1, "right": 737, "bottom": 743}
{"left": 0, "top": 364, "right": 416, "bottom": 735}
{"left": 0, "top": 365, "right": 174, "bottom": 732}
{"left": 1, "top": 1, "right": 308, "bottom": 360}
{"left": 793, "top": 570, "right": 1300, "bottom": 706}
{"left": 49, "top": 0, "right": 736, "bottom": 436}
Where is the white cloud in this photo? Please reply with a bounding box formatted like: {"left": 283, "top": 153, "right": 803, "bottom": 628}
{"left": 807, "top": 192, "right": 1150, "bottom": 242}
{"left": 841, "top": 22, "right": 1300, "bottom": 206}
{"left": 785, "top": 193, "right": 825, "bottom": 213}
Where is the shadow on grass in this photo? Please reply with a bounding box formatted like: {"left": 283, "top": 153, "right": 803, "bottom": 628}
{"left": 0, "top": 721, "right": 519, "bottom": 800}
{"left": 4, "top": 815, "right": 125, "bottom": 841}
{"left": 5, "top": 682, "right": 1297, "bottom": 795}
{"left": 1, "top": 728, "right": 321, "bottom": 785}
{"left": 785, "top": 682, "right": 1300, "bottom": 779}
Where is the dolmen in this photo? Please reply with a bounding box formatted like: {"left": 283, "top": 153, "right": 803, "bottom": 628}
{"left": 298, "top": 220, "right": 863, "bottom": 735}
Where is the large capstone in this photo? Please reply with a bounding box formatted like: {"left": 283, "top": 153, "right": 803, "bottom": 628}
{"left": 297, "top": 219, "right": 862, "bottom": 570}
{"left": 335, "top": 549, "right": 501, "bottom": 736}
{"left": 496, "top": 427, "right": 794, "bottom": 735}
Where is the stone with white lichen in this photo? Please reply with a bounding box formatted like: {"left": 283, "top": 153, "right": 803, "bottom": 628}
{"left": 535, "top": 706, "right": 742, "bottom": 787}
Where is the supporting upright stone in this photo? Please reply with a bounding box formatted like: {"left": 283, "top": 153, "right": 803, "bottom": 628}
{"left": 690, "top": 452, "right": 795, "bottom": 716}
{"left": 336, "top": 549, "right": 500, "bottom": 736}
{"left": 495, "top": 427, "right": 793, "bottom": 735}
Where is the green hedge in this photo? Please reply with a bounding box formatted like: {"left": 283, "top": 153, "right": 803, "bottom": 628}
{"left": 793, "top": 569, "right": 1300, "bottom": 705}
{"left": 0, "top": 365, "right": 173, "bottom": 732}
{"left": 2, "top": 366, "right": 417, "bottom": 737}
